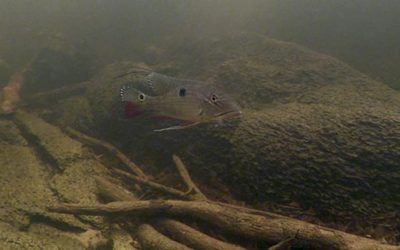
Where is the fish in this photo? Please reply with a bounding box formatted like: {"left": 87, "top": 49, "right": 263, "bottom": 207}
{"left": 120, "top": 73, "right": 241, "bottom": 132}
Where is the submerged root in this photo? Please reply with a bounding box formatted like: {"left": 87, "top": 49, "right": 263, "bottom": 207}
{"left": 65, "top": 127, "right": 147, "bottom": 179}
{"left": 172, "top": 154, "right": 207, "bottom": 200}
{"left": 136, "top": 224, "right": 191, "bottom": 250}
{"left": 48, "top": 129, "right": 400, "bottom": 250}
{"left": 49, "top": 200, "right": 399, "bottom": 250}
{"left": 155, "top": 218, "right": 246, "bottom": 250}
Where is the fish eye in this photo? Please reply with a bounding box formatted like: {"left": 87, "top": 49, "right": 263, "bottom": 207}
{"left": 138, "top": 93, "right": 145, "bottom": 101}
{"left": 179, "top": 88, "right": 186, "bottom": 97}
{"left": 211, "top": 94, "right": 218, "bottom": 102}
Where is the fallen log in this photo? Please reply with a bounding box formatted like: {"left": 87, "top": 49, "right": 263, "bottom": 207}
{"left": 155, "top": 218, "right": 246, "bottom": 250}
{"left": 113, "top": 168, "right": 188, "bottom": 199}
{"left": 96, "top": 176, "right": 246, "bottom": 250}
{"left": 136, "top": 224, "right": 192, "bottom": 250}
{"left": 95, "top": 176, "right": 138, "bottom": 201}
{"left": 48, "top": 200, "right": 399, "bottom": 250}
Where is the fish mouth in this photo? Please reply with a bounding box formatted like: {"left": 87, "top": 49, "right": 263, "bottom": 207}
{"left": 214, "top": 110, "right": 242, "bottom": 120}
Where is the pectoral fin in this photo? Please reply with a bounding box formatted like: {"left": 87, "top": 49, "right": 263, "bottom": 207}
{"left": 153, "top": 122, "right": 200, "bottom": 132}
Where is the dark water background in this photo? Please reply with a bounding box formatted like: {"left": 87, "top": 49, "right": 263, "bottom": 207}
{"left": 0, "top": 0, "right": 400, "bottom": 89}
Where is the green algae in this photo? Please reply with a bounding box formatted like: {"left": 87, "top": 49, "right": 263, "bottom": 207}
{"left": 0, "top": 222, "right": 85, "bottom": 250}
{"left": 0, "top": 113, "right": 118, "bottom": 248}
{"left": 0, "top": 120, "right": 27, "bottom": 146}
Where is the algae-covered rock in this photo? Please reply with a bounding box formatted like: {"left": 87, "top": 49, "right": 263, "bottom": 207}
{"left": 54, "top": 34, "right": 400, "bottom": 225}
{"left": 15, "top": 111, "right": 109, "bottom": 226}
{"left": 0, "top": 119, "right": 27, "bottom": 146}
{"left": 0, "top": 222, "right": 86, "bottom": 250}
{"left": 50, "top": 159, "right": 107, "bottom": 204}
{"left": 50, "top": 159, "right": 108, "bottom": 228}
{"left": 0, "top": 119, "right": 92, "bottom": 249}
{"left": 15, "top": 111, "right": 84, "bottom": 169}
{"left": 228, "top": 105, "right": 400, "bottom": 214}
{"left": 0, "top": 138, "right": 90, "bottom": 231}
{"left": 55, "top": 96, "right": 95, "bottom": 131}
{"left": 0, "top": 112, "right": 115, "bottom": 248}
{"left": 0, "top": 143, "right": 54, "bottom": 228}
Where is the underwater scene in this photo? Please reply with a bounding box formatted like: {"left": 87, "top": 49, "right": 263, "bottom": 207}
{"left": 0, "top": 1, "right": 399, "bottom": 249}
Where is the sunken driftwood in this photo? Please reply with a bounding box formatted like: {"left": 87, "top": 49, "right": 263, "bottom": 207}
{"left": 136, "top": 224, "right": 191, "bottom": 250}
{"left": 50, "top": 128, "right": 399, "bottom": 250}
{"left": 49, "top": 200, "right": 399, "bottom": 250}
{"left": 155, "top": 219, "right": 246, "bottom": 250}
{"left": 172, "top": 154, "right": 207, "bottom": 200}
{"left": 95, "top": 173, "right": 246, "bottom": 250}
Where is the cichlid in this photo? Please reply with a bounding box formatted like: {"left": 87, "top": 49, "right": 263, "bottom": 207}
{"left": 120, "top": 72, "right": 241, "bottom": 132}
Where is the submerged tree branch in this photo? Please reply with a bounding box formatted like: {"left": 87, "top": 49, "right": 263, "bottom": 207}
{"left": 113, "top": 168, "right": 188, "bottom": 200}
{"left": 65, "top": 128, "right": 205, "bottom": 201}
{"left": 48, "top": 200, "right": 399, "bottom": 250}
{"left": 95, "top": 176, "right": 138, "bottom": 202}
{"left": 65, "top": 127, "right": 147, "bottom": 179}
{"left": 155, "top": 218, "right": 246, "bottom": 250}
{"left": 56, "top": 129, "right": 399, "bottom": 250}
{"left": 172, "top": 154, "right": 207, "bottom": 200}
{"left": 95, "top": 175, "right": 244, "bottom": 250}
{"left": 136, "top": 224, "right": 192, "bottom": 250}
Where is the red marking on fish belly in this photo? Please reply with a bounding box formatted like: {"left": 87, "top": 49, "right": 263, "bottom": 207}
{"left": 124, "top": 102, "right": 144, "bottom": 119}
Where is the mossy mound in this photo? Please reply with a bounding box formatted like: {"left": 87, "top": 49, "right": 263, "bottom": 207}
{"left": 228, "top": 105, "right": 399, "bottom": 215}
